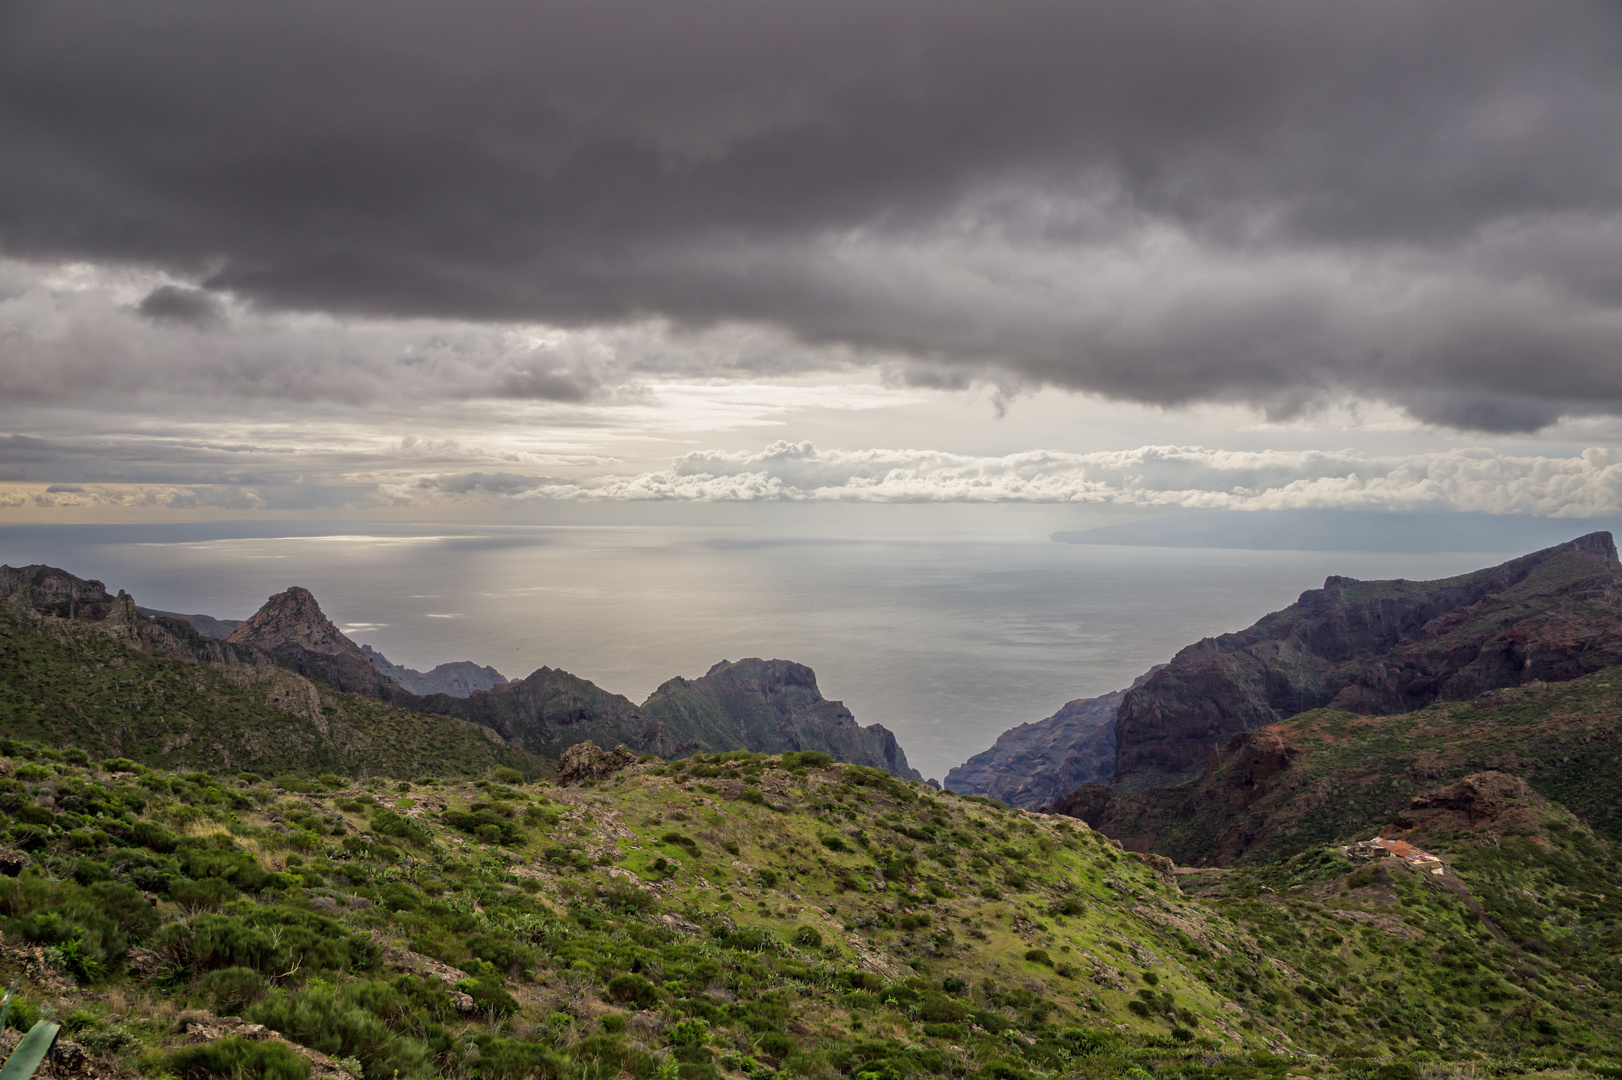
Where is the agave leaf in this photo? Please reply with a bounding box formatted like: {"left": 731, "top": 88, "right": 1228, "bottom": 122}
{"left": 0, "top": 1020, "right": 60, "bottom": 1079}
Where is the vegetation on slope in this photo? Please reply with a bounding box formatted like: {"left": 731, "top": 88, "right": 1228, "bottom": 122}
{"left": 0, "top": 603, "right": 543, "bottom": 780}
{"left": 0, "top": 740, "right": 1615, "bottom": 1079}
{"left": 1065, "top": 665, "right": 1622, "bottom": 866}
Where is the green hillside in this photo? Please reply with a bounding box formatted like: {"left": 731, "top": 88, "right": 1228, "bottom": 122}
{"left": 1068, "top": 666, "right": 1622, "bottom": 867}
{"left": 0, "top": 602, "right": 544, "bottom": 780}
{"left": 0, "top": 739, "right": 1615, "bottom": 1079}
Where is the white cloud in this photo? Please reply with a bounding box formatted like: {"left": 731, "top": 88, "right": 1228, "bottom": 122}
{"left": 484, "top": 441, "right": 1622, "bottom": 517}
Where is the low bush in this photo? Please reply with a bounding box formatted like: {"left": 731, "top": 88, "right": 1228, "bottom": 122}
{"left": 169, "top": 1037, "right": 312, "bottom": 1080}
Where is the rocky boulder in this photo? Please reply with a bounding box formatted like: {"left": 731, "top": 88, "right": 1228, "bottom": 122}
{"left": 557, "top": 741, "right": 638, "bottom": 784}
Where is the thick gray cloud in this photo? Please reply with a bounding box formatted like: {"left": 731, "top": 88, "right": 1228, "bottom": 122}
{"left": 3, "top": 1, "right": 1622, "bottom": 428}
{"left": 136, "top": 285, "right": 223, "bottom": 327}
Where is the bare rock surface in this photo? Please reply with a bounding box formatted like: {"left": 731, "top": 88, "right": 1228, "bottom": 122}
{"left": 1114, "top": 532, "right": 1622, "bottom": 786}
{"left": 557, "top": 740, "right": 638, "bottom": 784}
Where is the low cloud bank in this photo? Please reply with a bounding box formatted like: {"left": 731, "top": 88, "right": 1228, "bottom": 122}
{"left": 479, "top": 442, "right": 1622, "bottom": 517}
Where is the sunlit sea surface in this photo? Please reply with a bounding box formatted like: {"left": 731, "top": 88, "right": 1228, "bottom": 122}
{"left": 0, "top": 521, "right": 1528, "bottom": 782}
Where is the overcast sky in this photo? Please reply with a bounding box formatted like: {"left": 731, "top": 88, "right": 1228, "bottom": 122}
{"left": 4, "top": 0, "right": 1622, "bottom": 521}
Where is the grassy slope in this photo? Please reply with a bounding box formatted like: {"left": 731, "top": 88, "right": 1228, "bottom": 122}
{"left": 0, "top": 604, "right": 544, "bottom": 780}
{"left": 1103, "top": 666, "right": 1622, "bottom": 868}
{"left": 0, "top": 742, "right": 1616, "bottom": 1079}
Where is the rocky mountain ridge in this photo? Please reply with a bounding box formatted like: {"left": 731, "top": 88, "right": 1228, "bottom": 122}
{"left": 640, "top": 657, "right": 921, "bottom": 780}
{"left": 1111, "top": 531, "right": 1622, "bottom": 787}
{"left": 0, "top": 569, "right": 542, "bottom": 777}
{"left": 942, "top": 678, "right": 1141, "bottom": 808}
{"left": 1, "top": 563, "right": 922, "bottom": 779}
{"left": 1049, "top": 664, "right": 1622, "bottom": 865}
{"left": 136, "top": 606, "right": 243, "bottom": 640}
{"left": 360, "top": 643, "right": 508, "bottom": 697}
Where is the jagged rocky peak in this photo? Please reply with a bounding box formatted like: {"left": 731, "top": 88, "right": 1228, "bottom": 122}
{"left": 228, "top": 586, "right": 396, "bottom": 698}
{"left": 228, "top": 586, "right": 352, "bottom": 654}
{"left": 0, "top": 563, "right": 120, "bottom": 620}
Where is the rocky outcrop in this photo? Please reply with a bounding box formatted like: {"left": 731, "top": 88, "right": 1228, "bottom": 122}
{"left": 228, "top": 587, "right": 402, "bottom": 699}
{"left": 1388, "top": 771, "right": 1556, "bottom": 844}
{"left": 944, "top": 669, "right": 1160, "bottom": 808}
{"left": 556, "top": 741, "right": 638, "bottom": 784}
{"left": 361, "top": 644, "right": 507, "bottom": 697}
{"left": 1114, "top": 532, "right": 1622, "bottom": 786}
{"left": 1, "top": 564, "right": 262, "bottom": 667}
{"left": 415, "top": 658, "right": 921, "bottom": 777}
{"left": 414, "top": 667, "right": 659, "bottom": 759}
{"left": 640, "top": 659, "right": 923, "bottom": 780}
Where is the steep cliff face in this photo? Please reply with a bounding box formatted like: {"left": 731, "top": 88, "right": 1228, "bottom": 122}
{"left": 1052, "top": 664, "right": 1622, "bottom": 865}
{"left": 361, "top": 644, "right": 507, "bottom": 697}
{"left": 418, "top": 658, "right": 920, "bottom": 777}
{"left": 1113, "top": 532, "right": 1622, "bottom": 787}
{"left": 228, "top": 587, "right": 402, "bottom": 699}
{"left": 416, "top": 667, "right": 660, "bottom": 760}
{"left": 1, "top": 564, "right": 261, "bottom": 667}
{"left": 943, "top": 685, "right": 1130, "bottom": 808}
{"left": 639, "top": 659, "right": 923, "bottom": 780}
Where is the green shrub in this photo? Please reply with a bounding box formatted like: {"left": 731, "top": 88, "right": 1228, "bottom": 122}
{"left": 442, "top": 809, "right": 524, "bottom": 846}
{"left": 202, "top": 966, "right": 270, "bottom": 1013}
{"left": 171, "top": 877, "right": 240, "bottom": 910}
{"left": 158, "top": 907, "right": 379, "bottom": 977}
{"left": 15, "top": 804, "right": 54, "bottom": 825}
{"left": 456, "top": 974, "right": 520, "bottom": 1018}
{"left": 369, "top": 809, "right": 432, "bottom": 846}
{"left": 1023, "top": 948, "right": 1051, "bottom": 967}
{"left": 820, "top": 835, "right": 849, "bottom": 853}
{"left": 7, "top": 825, "right": 49, "bottom": 851}
{"left": 791, "top": 926, "right": 823, "bottom": 949}
{"left": 669, "top": 1016, "right": 709, "bottom": 1047}
{"left": 169, "top": 1037, "right": 311, "bottom": 1080}
{"left": 249, "top": 982, "right": 435, "bottom": 1079}
{"left": 466, "top": 1036, "right": 571, "bottom": 1079}
{"left": 780, "top": 751, "right": 834, "bottom": 770}
{"left": 4, "top": 996, "right": 40, "bottom": 1032}
{"left": 606, "top": 973, "right": 660, "bottom": 1008}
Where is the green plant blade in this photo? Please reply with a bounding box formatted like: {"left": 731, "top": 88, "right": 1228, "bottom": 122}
{"left": 0, "top": 1020, "right": 60, "bottom": 1080}
{"left": 0, "top": 977, "right": 19, "bottom": 1036}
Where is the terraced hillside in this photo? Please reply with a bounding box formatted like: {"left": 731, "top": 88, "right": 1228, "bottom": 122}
{"left": 0, "top": 740, "right": 1615, "bottom": 1079}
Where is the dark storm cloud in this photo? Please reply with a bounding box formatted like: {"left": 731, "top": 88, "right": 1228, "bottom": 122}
{"left": 3, "top": 0, "right": 1622, "bottom": 428}
{"left": 135, "top": 285, "right": 224, "bottom": 327}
